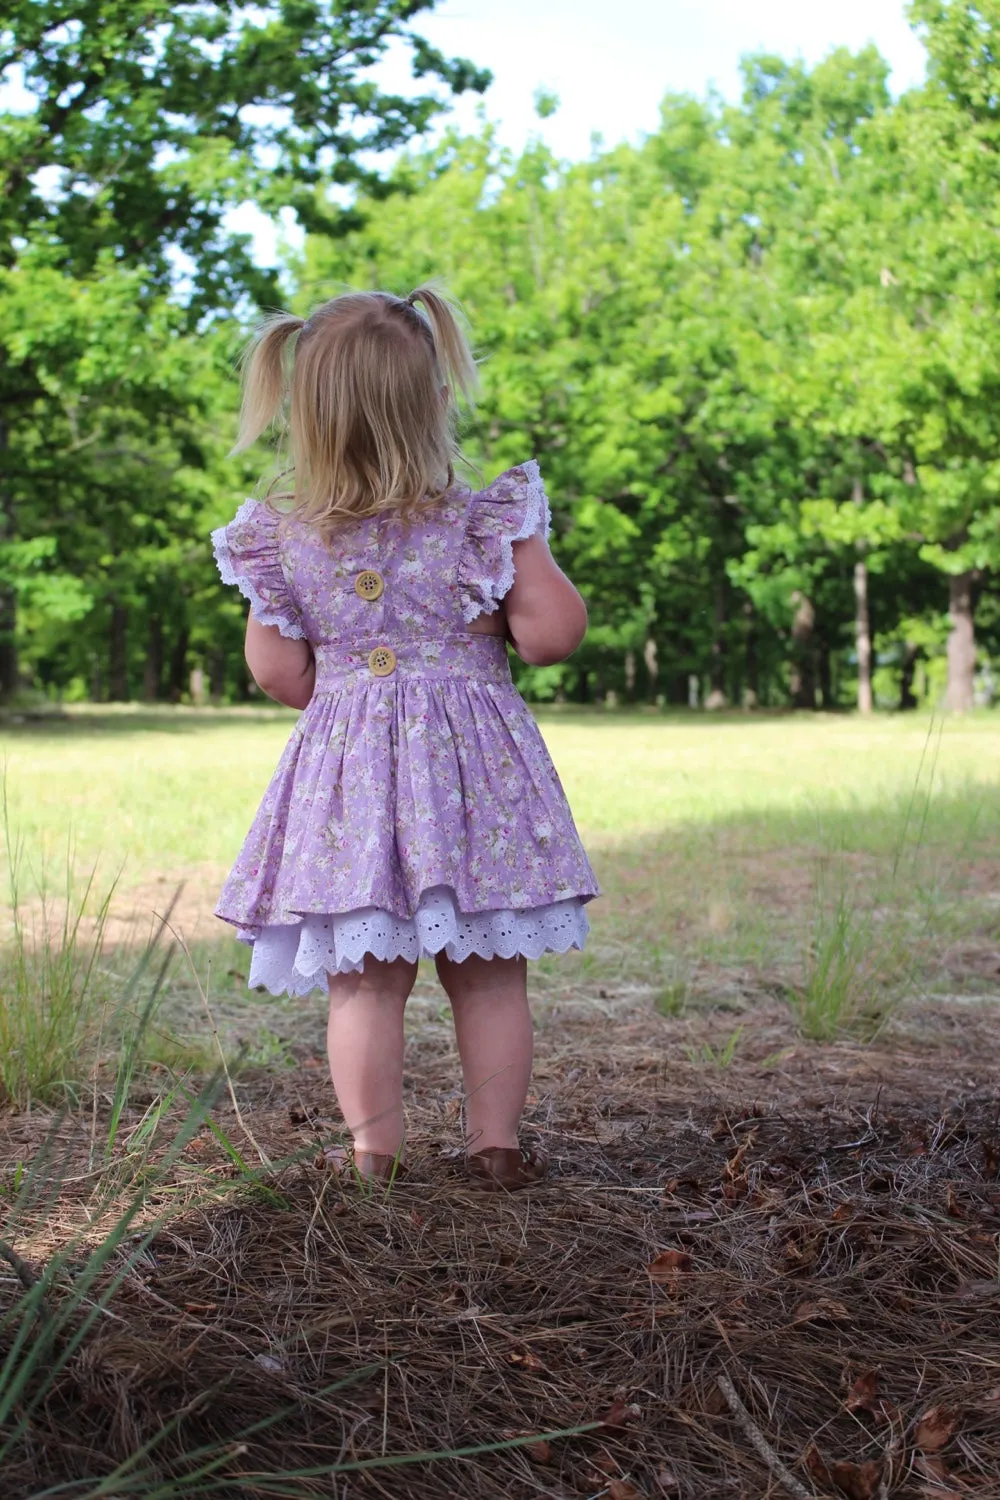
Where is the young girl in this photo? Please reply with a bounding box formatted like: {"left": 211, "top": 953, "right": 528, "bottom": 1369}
{"left": 211, "top": 286, "right": 598, "bottom": 1190}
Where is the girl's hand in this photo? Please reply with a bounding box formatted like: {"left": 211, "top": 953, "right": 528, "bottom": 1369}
{"left": 244, "top": 617, "right": 315, "bottom": 709}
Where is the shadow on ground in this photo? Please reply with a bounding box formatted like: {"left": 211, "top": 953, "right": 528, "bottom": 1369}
{"left": 3, "top": 1001, "right": 1000, "bottom": 1498}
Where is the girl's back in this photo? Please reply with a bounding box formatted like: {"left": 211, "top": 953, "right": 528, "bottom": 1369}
{"left": 218, "top": 461, "right": 548, "bottom": 658}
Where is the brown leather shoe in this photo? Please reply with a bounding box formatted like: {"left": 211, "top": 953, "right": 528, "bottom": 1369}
{"left": 466, "top": 1146, "right": 547, "bottom": 1192}
{"left": 319, "top": 1147, "right": 406, "bottom": 1186}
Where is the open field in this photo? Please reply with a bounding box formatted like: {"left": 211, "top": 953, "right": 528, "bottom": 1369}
{"left": 2, "top": 706, "right": 998, "bottom": 1046}
{"left": 1, "top": 708, "right": 999, "bottom": 1497}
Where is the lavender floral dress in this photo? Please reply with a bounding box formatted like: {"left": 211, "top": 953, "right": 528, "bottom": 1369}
{"left": 211, "top": 461, "right": 599, "bottom": 996}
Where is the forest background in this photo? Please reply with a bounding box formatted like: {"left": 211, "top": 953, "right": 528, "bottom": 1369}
{"left": 3, "top": 0, "right": 1000, "bottom": 717}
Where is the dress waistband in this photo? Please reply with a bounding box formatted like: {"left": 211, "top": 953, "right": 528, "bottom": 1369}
{"left": 312, "top": 634, "right": 513, "bottom": 691}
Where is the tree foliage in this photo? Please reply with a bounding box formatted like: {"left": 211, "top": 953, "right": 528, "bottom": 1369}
{"left": 2, "top": 0, "right": 998, "bottom": 711}
{"left": 0, "top": 0, "right": 489, "bottom": 699}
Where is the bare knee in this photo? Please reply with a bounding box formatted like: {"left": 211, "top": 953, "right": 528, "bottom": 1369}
{"left": 329, "top": 956, "right": 417, "bottom": 1010}
{"left": 436, "top": 952, "right": 526, "bottom": 1005}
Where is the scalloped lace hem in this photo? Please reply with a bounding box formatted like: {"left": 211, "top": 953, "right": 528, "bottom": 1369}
{"left": 240, "top": 887, "right": 590, "bottom": 996}
{"left": 461, "top": 459, "right": 553, "bottom": 624}
{"left": 211, "top": 498, "right": 305, "bottom": 640}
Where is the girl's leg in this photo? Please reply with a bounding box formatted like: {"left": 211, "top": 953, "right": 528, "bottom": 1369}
{"left": 434, "top": 953, "right": 533, "bottom": 1153}
{"left": 327, "top": 956, "right": 417, "bottom": 1157}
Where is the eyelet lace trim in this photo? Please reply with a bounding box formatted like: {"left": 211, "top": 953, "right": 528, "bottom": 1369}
{"left": 211, "top": 498, "right": 305, "bottom": 640}
{"left": 460, "top": 459, "right": 552, "bottom": 624}
{"left": 241, "top": 886, "right": 590, "bottom": 996}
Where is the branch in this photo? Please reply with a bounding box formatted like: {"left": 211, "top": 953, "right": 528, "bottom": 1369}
{"left": 716, "top": 1372, "right": 816, "bottom": 1500}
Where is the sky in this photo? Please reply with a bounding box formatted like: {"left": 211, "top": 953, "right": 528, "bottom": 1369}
{"left": 397, "top": 0, "right": 929, "bottom": 162}
{"left": 233, "top": 0, "right": 929, "bottom": 261}
{"left": 3, "top": 0, "right": 930, "bottom": 263}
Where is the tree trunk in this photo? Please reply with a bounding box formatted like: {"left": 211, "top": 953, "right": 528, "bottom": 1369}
{"left": 209, "top": 647, "right": 226, "bottom": 705}
{"left": 0, "top": 589, "right": 17, "bottom": 702}
{"left": 108, "top": 603, "right": 129, "bottom": 701}
{"left": 743, "top": 599, "right": 759, "bottom": 708}
{"left": 853, "top": 556, "right": 873, "bottom": 714}
{"left": 899, "top": 641, "right": 919, "bottom": 710}
{"left": 706, "top": 577, "right": 728, "bottom": 708}
{"left": 0, "top": 415, "right": 18, "bottom": 701}
{"left": 167, "top": 624, "right": 190, "bottom": 703}
{"left": 624, "top": 649, "right": 636, "bottom": 701}
{"left": 789, "top": 591, "right": 816, "bottom": 709}
{"left": 945, "top": 571, "right": 976, "bottom": 713}
{"left": 143, "top": 614, "right": 163, "bottom": 702}
{"left": 643, "top": 636, "right": 659, "bottom": 702}
{"left": 818, "top": 638, "right": 833, "bottom": 710}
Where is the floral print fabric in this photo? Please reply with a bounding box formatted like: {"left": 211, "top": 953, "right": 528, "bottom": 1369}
{"left": 211, "top": 462, "right": 599, "bottom": 965}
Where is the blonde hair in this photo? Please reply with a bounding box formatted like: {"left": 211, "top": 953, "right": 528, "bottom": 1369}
{"left": 232, "top": 285, "right": 478, "bottom": 531}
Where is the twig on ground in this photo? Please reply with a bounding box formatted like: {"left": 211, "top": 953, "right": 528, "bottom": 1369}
{"left": 716, "top": 1371, "right": 816, "bottom": 1500}
{"left": 0, "top": 1238, "right": 39, "bottom": 1293}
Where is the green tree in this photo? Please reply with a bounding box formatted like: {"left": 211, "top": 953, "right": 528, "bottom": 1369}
{"left": 0, "top": 1, "right": 489, "bottom": 697}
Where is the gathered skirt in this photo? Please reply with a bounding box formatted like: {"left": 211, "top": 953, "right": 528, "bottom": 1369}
{"left": 216, "top": 635, "right": 599, "bottom": 990}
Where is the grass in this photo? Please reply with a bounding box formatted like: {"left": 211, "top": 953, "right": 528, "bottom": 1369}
{"left": 1, "top": 706, "right": 998, "bottom": 1068}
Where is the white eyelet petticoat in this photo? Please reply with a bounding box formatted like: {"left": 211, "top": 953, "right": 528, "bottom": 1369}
{"left": 241, "top": 886, "right": 590, "bottom": 996}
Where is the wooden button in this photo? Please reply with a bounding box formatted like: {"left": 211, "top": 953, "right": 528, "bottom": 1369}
{"left": 368, "top": 646, "right": 396, "bottom": 677}
{"left": 355, "top": 569, "right": 384, "bottom": 601}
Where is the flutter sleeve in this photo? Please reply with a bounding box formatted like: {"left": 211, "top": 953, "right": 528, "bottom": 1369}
{"left": 457, "top": 460, "right": 553, "bottom": 623}
{"left": 211, "top": 498, "right": 305, "bottom": 640}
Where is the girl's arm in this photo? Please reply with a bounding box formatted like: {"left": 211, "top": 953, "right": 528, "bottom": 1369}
{"left": 504, "top": 534, "right": 588, "bottom": 666}
{"left": 244, "top": 617, "right": 315, "bottom": 709}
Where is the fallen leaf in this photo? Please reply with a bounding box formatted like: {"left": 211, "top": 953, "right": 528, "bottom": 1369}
{"left": 845, "top": 1369, "right": 881, "bottom": 1415}
{"left": 590, "top": 1448, "right": 620, "bottom": 1475}
{"left": 830, "top": 1457, "right": 883, "bottom": 1500}
{"left": 504, "top": 1430, "right": 552, "bottom": 1464}
{"left": 608, "top": 1481, "right": 646, "bottom": 1500}
{"left": 701, "top": 1384, "right": 727, "bottom": 1415}
{"left": 914, "top": 1404, "right": 959, "bottom": 1452}
{"left": 783, "top": 1234, "right": 819, "bottom": 1271}
{"left": 723, "top": 1173, "right": 749, "bottom": 1203}
{"left": 803, "top": 1444, "right": 832, "bottom": 1486}
{"left": 916, "top": 1453, "right": 951, "bottom": 1482}
{"left": 508, "top": 1348, "right": 545, "bottom": 1371}
{"left": 599, "top": 1397, "right": 642, "bottom": 1429}
{"left": 647, "top": 1249, "right": 692, "bottom": 1284}
{"left": 662, "top": 1174, "right": 704, "bottom": 1200}
{"left": 655, "top": 1466, "right": 681, "bottom": 1494}
{"left": 945, "top": 1185, "right": 965, "bottom": 1219}
{"left": 182, "top": 1302, "right": 216, "bottom": 1314}
{"left": 981, "top": 1138, "right": 1000, "bottom": 1178}
{"left": 831, "top": 1201, "right": 855, "bottom": 1222}
{"left": 954, "top": 1278, "right": 1000, "bottom": 1301}
{"left": 724, "top": 1139, "right": 753, "bottom": 1179}
{"left": 791, "top": 1297, "right": 852, "bottom": 1326}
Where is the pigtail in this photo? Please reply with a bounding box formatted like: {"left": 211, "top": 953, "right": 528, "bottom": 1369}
{"left": 406, "top": 284, "right": 479, "bottom": 406}
{"left": 230, "top": 312, "right": 305, "bottom": 455}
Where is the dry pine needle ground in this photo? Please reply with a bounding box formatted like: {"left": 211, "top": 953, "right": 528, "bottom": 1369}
{"left": 2, "top": 1001, "right": 1000, "bottom": 1500}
